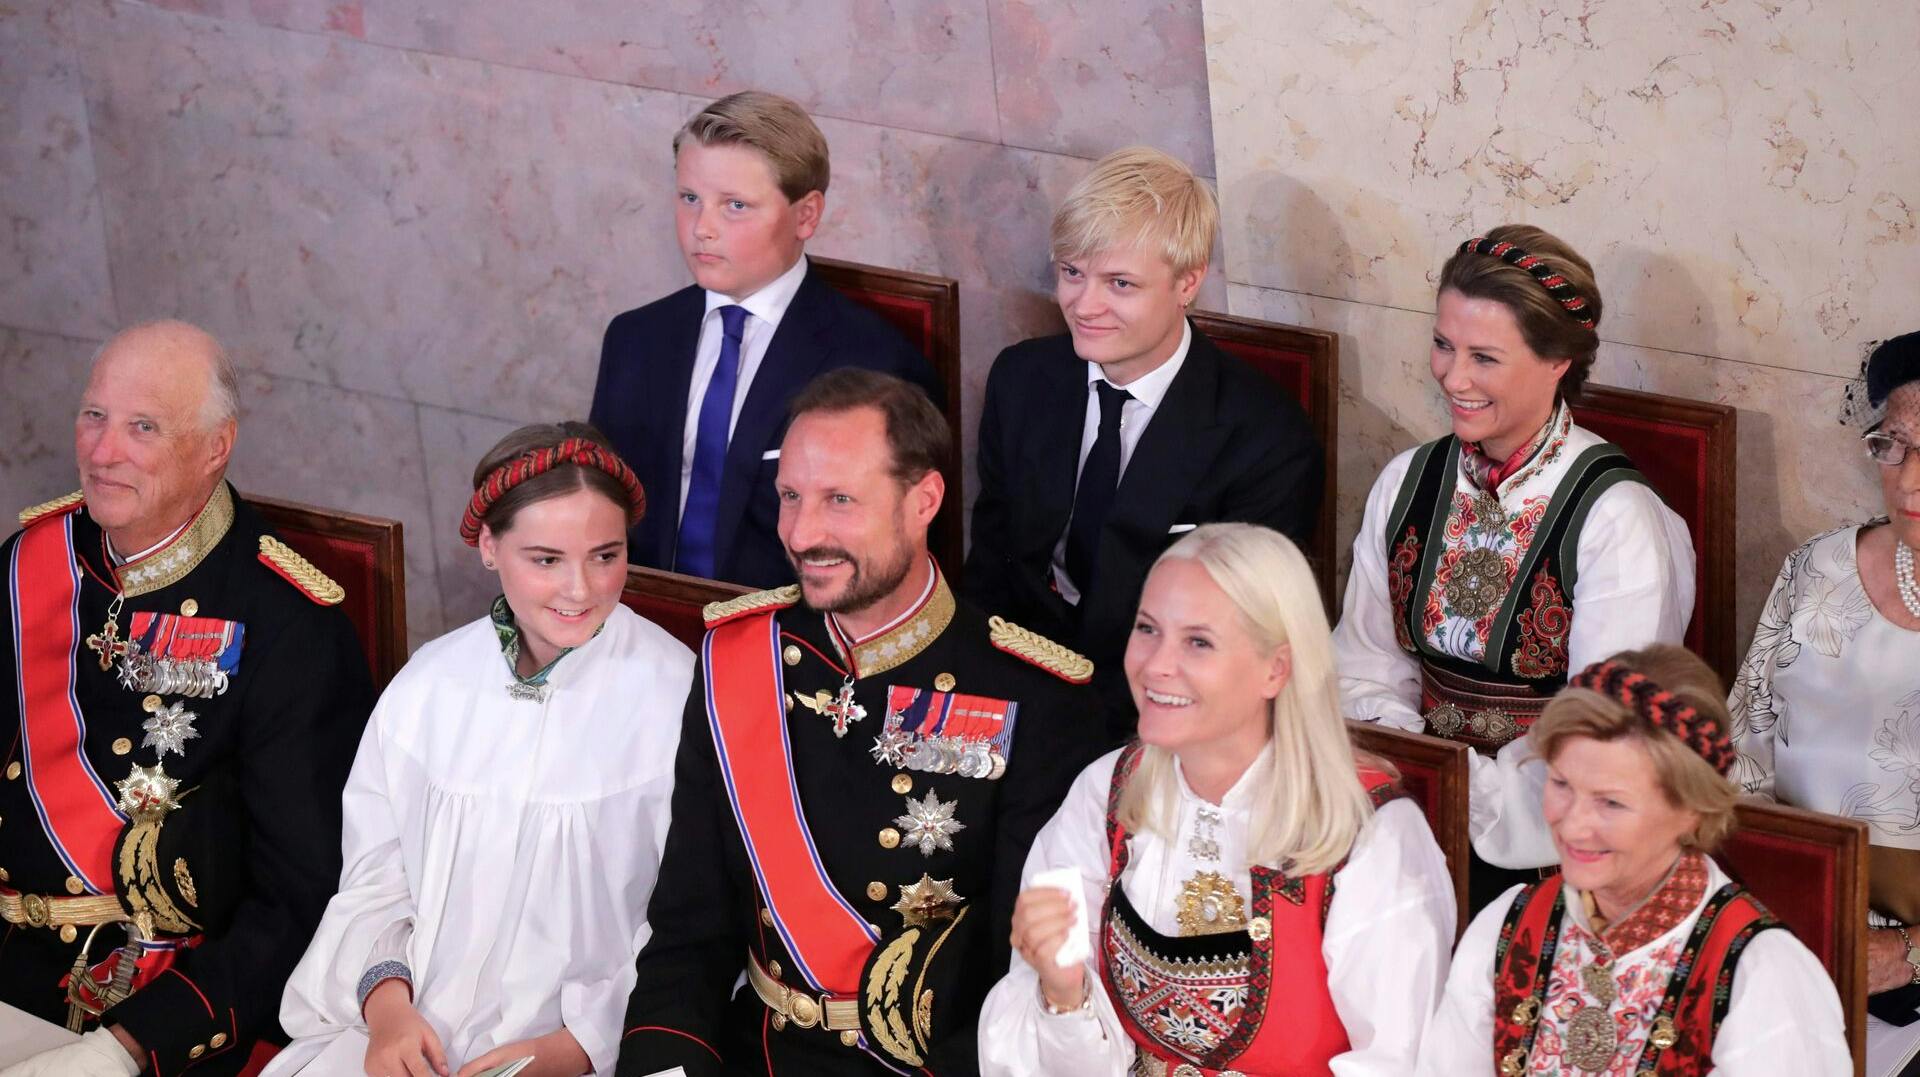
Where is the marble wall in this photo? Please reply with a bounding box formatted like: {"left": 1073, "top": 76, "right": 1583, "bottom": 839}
{"left": 0, "top": 0, "right": 1218, "bottom": 646}
{"left": 1204, "top": 0, "right": 1919, "bottom": 657}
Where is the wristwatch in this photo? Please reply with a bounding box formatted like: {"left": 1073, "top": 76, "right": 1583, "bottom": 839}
{"left": 1894, "top": 925, "right": 1920, "bottom": 985}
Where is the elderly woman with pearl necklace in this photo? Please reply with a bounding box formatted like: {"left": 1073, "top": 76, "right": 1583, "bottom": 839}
{"left": 1728, "top": 329, "right": 1920, "bottom": 1019}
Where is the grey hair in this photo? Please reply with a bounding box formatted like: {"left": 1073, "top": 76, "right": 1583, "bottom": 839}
{"left": 90, "top": 319, "right": 239, "bottom": 431}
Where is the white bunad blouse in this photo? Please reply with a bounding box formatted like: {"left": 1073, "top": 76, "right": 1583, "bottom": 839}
{"left": 1418, "top": 856, "right": 1850, "bottom": 1076}
{"left": 977, "top": 745, "right": 1458, "bottom": 1076}
{"left": 1728, "top": 523, "right": 1920, "bottom": 851}
{"left": 263, "top": 603, "right": 694, "bottom": 1076}
{"left": 1333, "top": 406, "right": 1695, "bottom": 868}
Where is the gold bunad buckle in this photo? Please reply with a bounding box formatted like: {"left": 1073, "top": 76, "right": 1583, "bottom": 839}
{"left": 746, "top": 950, "right": 861, "bottom": 1033}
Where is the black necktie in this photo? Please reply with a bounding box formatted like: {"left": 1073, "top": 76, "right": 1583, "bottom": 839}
{"left": 1065, "top": 380, "right": 1132, "bottom": 594}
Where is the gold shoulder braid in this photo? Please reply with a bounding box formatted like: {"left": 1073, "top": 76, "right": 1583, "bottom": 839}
{"left": 258, "top": 535, "right": 346, "bottom": 606}
{"left": 18, "top": 490, "right": 84, "bottom": 528}
{"left": 702, "top": 584, "right": 801, "bottom": 627}
{"left": 988, "top": 616, "right": 1094, "bottom": 684}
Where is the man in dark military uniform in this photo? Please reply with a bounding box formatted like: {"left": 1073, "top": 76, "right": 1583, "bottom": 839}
{"left": 617, "top": 370, "right": 1102, "bottom": 1076}
{"left": 0, "top": 321, "right": 373, "bottom": 1076}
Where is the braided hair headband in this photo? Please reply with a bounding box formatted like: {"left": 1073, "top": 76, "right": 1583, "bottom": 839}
{"left": 1566, "top": 660, "right": 1734, "bottom": 776}
{"left": 459, "top": 437, "right": 645, "bottom": 546}
{"left": 1458, "top": 236, "right": 1597, "bottom": 330}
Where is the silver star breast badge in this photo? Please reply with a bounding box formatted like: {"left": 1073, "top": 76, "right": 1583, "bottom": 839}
{"left": 115, "top": 762, "right": 181, "bottom": 820}
{"left": 894, "top": 789, "right": 966, "bottom": 857}
{"left": 140, "top": 702, "right": 201, "bottom": 759}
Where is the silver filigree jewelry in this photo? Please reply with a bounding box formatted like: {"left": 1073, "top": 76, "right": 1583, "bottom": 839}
{"left": 1896, "top": 542, "right": 1920, "bottom": 620}
{"left": 1188, "top": 806, "right": 1223, "bottom": 861}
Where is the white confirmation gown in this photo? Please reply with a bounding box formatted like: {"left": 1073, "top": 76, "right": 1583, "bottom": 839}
{"left": 263, "top": 604, "right": 694, "bottom": 1076}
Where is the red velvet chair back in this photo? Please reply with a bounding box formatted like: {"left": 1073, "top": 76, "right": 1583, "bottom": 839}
{"left": 1717, "top": 801, "right": 1867, "bottom": 1073}
{"left": 246, "top": 494, "right": 407, "bottom": 692}
{"left": 621, "top": 564, "right": 752, "bottom": 649}
{"left": 1567, "top": 386, "right": 1737, "bottom": 682}
{"left": 1349, "top": 720, "right": 1470, "bottom": 930}
{"left": 812, "top": 257, "right": 964, "bottom": 579}
{"left": 1189, "top": 311, "right": 1339, "bottom": 607}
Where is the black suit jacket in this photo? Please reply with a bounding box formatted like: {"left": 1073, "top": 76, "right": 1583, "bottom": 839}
{"left": 963, "top": 325, "right": 1324, "bottom": 739}
{"left": 591, "top": 261, "right": 938, "bottom": 587}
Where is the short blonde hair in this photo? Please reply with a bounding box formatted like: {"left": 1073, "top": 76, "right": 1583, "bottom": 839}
{"left": 1530, "top": 645, "right": 1739, "bottom": 851}
{"left": 1116, "top": 524, "right": 1377, "bottom": 875}
{"left": 1050, "top": 147, "right": 1218, "bottom": 276}
{"left": 674, "top": 91, "right": 829, "bottom": 202}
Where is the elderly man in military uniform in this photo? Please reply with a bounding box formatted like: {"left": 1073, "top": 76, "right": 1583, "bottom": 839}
{"left": 0, "top": 321, "right": 373, "bottom": 1076}
{"left": 617, "top": 369, "right": 1102, "bottom": 1076}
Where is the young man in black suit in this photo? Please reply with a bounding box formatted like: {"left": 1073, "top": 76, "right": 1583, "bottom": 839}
{"left": 591, "top": 91, "right": 936, "bottom": 588}
{"left": 964, "top": 147, "right": 1325, "bottom": 740}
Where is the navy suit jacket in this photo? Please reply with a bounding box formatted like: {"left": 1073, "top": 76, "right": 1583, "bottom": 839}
{"left": 962, "top": 325, "right": 1324, "bottom": 740}
{"left": 591, "top": 262, "right": 938, "bottom": 588}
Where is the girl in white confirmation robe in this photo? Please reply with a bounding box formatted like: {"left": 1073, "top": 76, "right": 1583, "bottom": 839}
{"left": 264, "top": 424, "right": 693, "bottom": 1077}
{"left": 1418, "top": 645, "right": 1849, "bottom": 1077}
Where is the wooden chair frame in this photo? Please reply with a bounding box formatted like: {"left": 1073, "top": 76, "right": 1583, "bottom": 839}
{"left": 621, "top": 563, "right": 751, "bottom": 649}
{"left": 246, "top": 493, "right": 408, "bottom": 691}
{"left": 1721, "top": 799, "right": 1869, "bottom": 1074}
{"left": 1569, "top": 385, "right": 1738, "bottom": 683}
{"left": 812, "top": 256, "right": 965, "bottom": 578}
{"left": 1349, "top": 720, "right": 1471, "bottom": 929}
{"left": 1189, "top": 310, "right": 1340, "bottom": 608}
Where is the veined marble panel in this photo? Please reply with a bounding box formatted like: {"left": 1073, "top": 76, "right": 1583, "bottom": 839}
{"left": 988, "top": 0, "right": 1215, "bottom": 168}
{"left": 0, "top": 328, "right": 99, "bottom": 516}
{"left": 0, "top": 0, "right": 116, "bottom": 340}
{"left": 223, "top": 372, "right": 445, "bottom": 645}
{"left": 1227, "top": 281, "right": 1880, "bottom": 658}
{"left": 130, "top": 0, "right": 1002, "bottom": 142}
{"left": 1205, "top": 0, "right": 1920, "bottom": 380}
{"left": 415, "top": 404, "right": 521, "bottom": 641}
{"left": 80, "top": 0, "right": 689, "bottom": 421}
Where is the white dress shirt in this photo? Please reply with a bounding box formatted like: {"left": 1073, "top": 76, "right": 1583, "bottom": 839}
{"left": 677, "top": 254, "right": 810, "bottom": 517}
{"left": 978, "top": 745, "right": 1458, "bottom": 1076}
{"left": 1051, "top": 320, "right": 1194, "bottom": 604}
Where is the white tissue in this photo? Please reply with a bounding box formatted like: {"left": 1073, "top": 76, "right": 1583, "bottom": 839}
{"left": 1031, "top": 866, "right": 1090, "bottom": 968}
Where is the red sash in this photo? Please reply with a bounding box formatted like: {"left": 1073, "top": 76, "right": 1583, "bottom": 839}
{"left": 703, "top": 613, "right": 877, "bottom": 993}
{"left": 1491, "top": 873, "right": 1779, "bottom": 1076}
{"left": 10, "top": 515, "right": 125, "bottom": 893}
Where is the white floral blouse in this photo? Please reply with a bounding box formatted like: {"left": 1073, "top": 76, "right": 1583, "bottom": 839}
{"left": 1729, "top": 522, "right": 1920, "bottom": 850}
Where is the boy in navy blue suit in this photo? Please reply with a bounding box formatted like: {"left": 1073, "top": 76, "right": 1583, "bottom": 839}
{"left": 591, "top": 91, "right": 936, "bottom": 587}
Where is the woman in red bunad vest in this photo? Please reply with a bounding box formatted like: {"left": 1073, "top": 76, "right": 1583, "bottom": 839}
{"left": 1417, "top": 645, "right": 1851, "bottom": 1076}
{"left": 978, "top": 524, "right": 1458, "bottom": 1076}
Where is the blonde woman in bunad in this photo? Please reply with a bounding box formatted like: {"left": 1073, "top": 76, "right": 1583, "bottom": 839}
{"left": 1727, "top": 331, "right": 1920, "bottom": 1021}
{"left": 978, "top": 523, "right": 1457, "bottom": 1076}
{"left": 262, "top": 423, "right": 694, "bottom": 1077}
{"left": 1418, "top": 644, "right": 1850, "bottom": 1076}
{"left": 1333, "top": 225, "right": 1695, "bottom": 911}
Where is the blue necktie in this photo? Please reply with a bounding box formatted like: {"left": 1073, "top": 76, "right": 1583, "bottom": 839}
{"left": 675, "top": 304, "right": 749, "bottom": 578}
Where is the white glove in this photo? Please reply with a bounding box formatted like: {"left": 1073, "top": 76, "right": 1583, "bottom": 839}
{"left": 0, "top": 1028, "right": 143, "bottom": 1077}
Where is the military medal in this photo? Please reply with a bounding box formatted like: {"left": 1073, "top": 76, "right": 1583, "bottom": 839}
{"left": 1564, "top": 958, "right": 1620, "bottom": 1072}
{"left": 114, "top": 762, "right": 181, "bottom": 820}
{"left": 85, "top": 595, "right": 134, "bottom": 672}
{"left": 891, "top": 873, "right": 963, "bottom": 927}
{"left": 879, "top": 685, "right": 1015, "bottom": 780}
{"left": 139, "top": 699, "right": 200, "bottom": 759}
{"left": 870, "top": 719, "right": 914, "bottom": 768}
{"left": 894, "top": 789, "right": 965, "bottom": 856}
{"left": 116, "top": 612, "right": 245, "bottom": 700}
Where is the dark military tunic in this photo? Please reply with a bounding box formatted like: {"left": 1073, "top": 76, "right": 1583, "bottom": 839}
{"left": 616, "top": 564, "right": 1101, "bottom": 1076}
{"left": 0, "top": 484, "right": 373, "bottom": 1075}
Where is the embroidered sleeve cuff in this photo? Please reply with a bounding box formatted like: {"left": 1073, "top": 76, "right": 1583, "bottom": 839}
{"left": 356, "top": 960, "right": 413, "bottom": 1010}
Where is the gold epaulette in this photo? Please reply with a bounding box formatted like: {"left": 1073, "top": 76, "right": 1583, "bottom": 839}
{"left": 257, "top": 535, "right": 345, "bottom": 606}
{"left": 703, "top": 584, "right": 801, "bottom": 627}
{"left": 988, "top": 616, "right": 1093, "bottom": 684}
{"left": 18, "top": 490, "right": 84, "bottom": 528}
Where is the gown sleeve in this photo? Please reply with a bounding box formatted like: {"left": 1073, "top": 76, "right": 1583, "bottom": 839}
{"left": 1414, "top": 887, "right": 1520, "bottom": 1076}
{"left": 1726, "top": 541, "right": 1807, "bottom": 799}
{"left": 276, "top": 696, "right": 419, "bottom": 1036}
{"left": 1706, "top": 929, "right": 1851, "bottom": 1075}
{"left": 1471, "top": 481, "right": 1696, "bottom": 870}
{"left": 1334, "top": 451, "right": 1425, "bottom": 732}
{"left": 1323, "top": 799, "right": 1458, "bottom": 1075}
{"left": 977, "top": 752, "right": 1135, "bottom": 1077}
